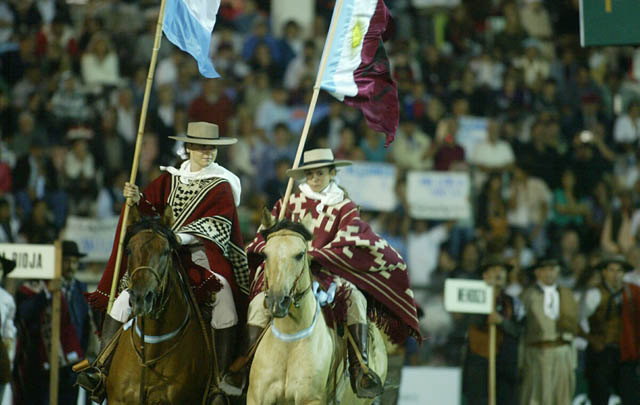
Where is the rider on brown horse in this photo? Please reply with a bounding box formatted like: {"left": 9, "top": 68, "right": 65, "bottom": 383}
{"left": 78, "top": 122, "right": 250, "bottom": 402}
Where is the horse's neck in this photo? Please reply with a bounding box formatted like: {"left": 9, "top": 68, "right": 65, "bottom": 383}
{"left": 137, "top": 273, "right": 189, "bottom": 339}
{"left": 272, "top": 271, "right": 317, "bottom": 335}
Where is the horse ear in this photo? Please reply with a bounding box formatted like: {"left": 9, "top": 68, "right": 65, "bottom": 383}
{"left": 128, "top": 204, "right": 141, "bottom": 226}
{"left": 162, "top": 205, "right": 174, "bottom": 228}
{"left": 300, "top": 213, "right": 314, "bottom": 235}
{"left": 261, "top": 207, "right": 276, "bottom": 229}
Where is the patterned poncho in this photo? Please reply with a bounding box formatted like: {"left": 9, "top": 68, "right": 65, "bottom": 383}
{"left": 86, "top": 172, "right": 249, "bottom": 314}
{"left": 248, "top": 191, "right": 421, "bottom": 344}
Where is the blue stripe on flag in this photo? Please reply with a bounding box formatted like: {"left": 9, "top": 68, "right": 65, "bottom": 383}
{"left": 163, "top": 0, "right": 219, "bottom": 78}
{"left": 319, "top": 0, "right": 355, "bottom": 94}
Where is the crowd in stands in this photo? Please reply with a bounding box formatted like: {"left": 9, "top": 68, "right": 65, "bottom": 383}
{"left": 1, "top": 0, "right": 640, "bottom": 403}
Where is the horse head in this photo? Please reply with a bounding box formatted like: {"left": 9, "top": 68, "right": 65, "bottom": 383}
{"left": 125, "top": 205, "right": 179, "bottom": 319}
{"left": 260, "top": 208, "right": 314, "bottom": 318}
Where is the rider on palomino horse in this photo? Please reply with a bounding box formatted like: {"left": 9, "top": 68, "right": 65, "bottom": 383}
{"left": 78, "top": 122, "right": 250, "bottom": 402}
{"left": 225, "top": 148, "right": 421, "bottom": 399}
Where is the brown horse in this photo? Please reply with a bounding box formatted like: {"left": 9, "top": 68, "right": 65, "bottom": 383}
{"left": 106, "top": 206, "right": 214, "bottom": 404}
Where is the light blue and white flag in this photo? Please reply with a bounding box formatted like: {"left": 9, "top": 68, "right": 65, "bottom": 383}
{"left": 163, "top": 0, "right": 220, "bottom": 78}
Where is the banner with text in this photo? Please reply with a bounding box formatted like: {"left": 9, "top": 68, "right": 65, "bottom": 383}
{"left": 0, "top": 243, "right": 56, "bottom": 279}
{"left": 407, "top": 171, "right": 471, "bottom": 220}
{"left": 336, "top": 162, "right": 397, "bottom": 212}
{"left": 62, "top": 216, "right": 119, "bottom": 262}
{"left": 444, "top": 279, "right": 493, "bottom": 314}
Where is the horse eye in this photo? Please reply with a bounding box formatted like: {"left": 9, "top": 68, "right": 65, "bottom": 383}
{"left": 295, "top": 252, "right": 304, "bottom": 261}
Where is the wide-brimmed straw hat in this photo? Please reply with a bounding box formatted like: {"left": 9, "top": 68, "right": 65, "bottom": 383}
{"left": 286, "top": 148, "right": 351, "bottom": 179}
{"left": 169, "top": 122, "right": 237, "bottom": 145}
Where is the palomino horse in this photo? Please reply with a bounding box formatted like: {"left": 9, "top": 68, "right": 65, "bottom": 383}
{"left": 248, "top": 216, "right": 387, "bottom": 405}
{"left": 106, "top": 206, "right": 214, "bottom": 404}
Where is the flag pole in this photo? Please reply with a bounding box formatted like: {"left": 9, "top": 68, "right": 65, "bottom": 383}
{"left": 107, "top": 0, "right": 168, "bottom": 313}
{"left": 278, "top": 0, "right": 345, "bottom": 220}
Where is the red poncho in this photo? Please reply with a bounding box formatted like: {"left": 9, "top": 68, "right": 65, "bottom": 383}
{"left": 86, "top": 172, "right": 249, "bottom": 315}
{"left": 248, "top": 191, "right": 421, "bottom": 344}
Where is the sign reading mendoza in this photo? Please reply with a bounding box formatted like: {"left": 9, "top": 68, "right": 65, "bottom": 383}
{"left": 0, "top": 243, "right": 56, "bottom": 279}
{"left": 336, "top": 162, "right": 397, "bottom": 212}
{"left": 444, "top": 279, "right": 493, "bottom": 314}
{"left": 407, "top": 171, "right": 471, "bottom": 220}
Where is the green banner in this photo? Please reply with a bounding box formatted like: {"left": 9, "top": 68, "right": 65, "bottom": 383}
{"left": 580, "top": 0, "right": 640, "bottom": 46}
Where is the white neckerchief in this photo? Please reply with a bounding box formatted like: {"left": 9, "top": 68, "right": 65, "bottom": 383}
{"left": 299, "top": 181, "right": 344, "bottom": 213}
{"left": 160, "top": 160, "right": 241, "bottom": 206}
{"left": 538, "top": 281, "right": 560, "bottom": 320}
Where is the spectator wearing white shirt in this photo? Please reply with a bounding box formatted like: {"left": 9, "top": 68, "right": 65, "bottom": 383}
{"left": 80, "top": 32, "right": 121, "bottom": 93}
{"left": 255, "top": 86, "right": 291, "bottom": 140}
{"left": 613, "top": 100, "right": 640, "bottom": 145}
{"left": 470, "top": 120, "right": 515, "bottom": 187}
{"left": 0, "top": 258, "right": 16, "bottom": 401}
{"left": 391, "top": 120, "right": 435, "bottom": 171}
{"left": 507, "top": 165, "right": 551, "bottom": 255}
{"left": 407, "top": 220, "right": 454, "bottom": 287}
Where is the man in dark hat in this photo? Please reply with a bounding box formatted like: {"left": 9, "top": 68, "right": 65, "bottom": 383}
{"left": 582, "top": 254, "right": 639, "bottom": 405}
{"left": 14, "top": 241, "right": 90, "bottom": 405}
{"left": 520, "top": 258, "right": 578, "bottom": 405}
{"left": 462, "top": 256, "right": 523, "bottom": 405}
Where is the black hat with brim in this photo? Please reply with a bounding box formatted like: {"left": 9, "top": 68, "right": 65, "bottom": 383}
{"left": 595, "top": 254, "right": 634, "bottom": 272}
{"left": 62, "top": 241, "right": 87, "bottom": 258}
{"left": 526, "top": 257, "right": 562, "bottom": 273}
{"left": 0, "top": 257, "right": 16, "bottom": 277}
{"left": 478, "top": 256, "right": 514, "bottom": 275}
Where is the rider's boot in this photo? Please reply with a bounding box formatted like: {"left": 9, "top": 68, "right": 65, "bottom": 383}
{"left": 347, "top": 323, "right": 384, "bottom": 399}
{"left": 210, "top": 326, "right": 236, "bottom": 405}
{"left": 219, "top": 324, "right": 264, "bottom": 395}
{"left": 75, "top": 315, "right": 123, "bottom": 398}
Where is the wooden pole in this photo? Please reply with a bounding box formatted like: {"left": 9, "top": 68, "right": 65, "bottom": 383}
{"left": 49, "top": 240, "right": 62, "bottom": 404}
{"left": 107, "top": 0, "right": 168, "bottom": 313}
{"left": 488, "top": 286, "right": 496, "bottom": 405}
{"left": 278, "top": 0, "right": 345, "bottom": 220}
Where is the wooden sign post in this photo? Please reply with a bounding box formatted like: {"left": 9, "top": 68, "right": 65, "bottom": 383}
{"left": 0, "top": 242, "right": 60, "bottom": 404}
{"left": 444, "top": 279, "right": 495, "bottom": 405}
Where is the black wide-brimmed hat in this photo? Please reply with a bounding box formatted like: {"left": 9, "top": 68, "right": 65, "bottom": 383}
{"left": 0, "top": 257, "right": 16, "bottom": 277}
{"left": 62, "top": 241, "right": 87, "bottom": 258}
{"left": 595, "top": 254, "right": 634, "bottom": 272}
{"left": 526, "top": 257, "right": 562, "bottom": 273}
{"left": 478, "top": 255, "right": 514, "bottom": 275}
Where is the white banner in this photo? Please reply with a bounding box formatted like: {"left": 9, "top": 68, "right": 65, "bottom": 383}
{"left": 62, "top": 216, "right": 119, "bottom": 262}
{"left": 0, "top": 243, "right": 56, "bottom": 280}
{"left": 399, "top": 366, "right": 461, "bottom": 405}
{"left": 407, "top": 171, "right": 471, "bottom": 220}
{"left": 336, "top": 162, "right": 397, "bottom": 212}
{"left": 456, "top": 116, "right": 488, "bottom": 158}
{"left": 444, "top": 279, "right": 493, "bottom": 314}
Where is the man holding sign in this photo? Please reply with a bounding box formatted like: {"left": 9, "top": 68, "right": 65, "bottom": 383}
{"left": 462, "top": 256, "right": 522, "bottom": 405}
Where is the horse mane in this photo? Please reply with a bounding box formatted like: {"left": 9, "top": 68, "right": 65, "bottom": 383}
{"left": 124, "top": 215, "right": 180, "bottom": 251}
{"left": 260, "top": 220, "right": 313, "bottom": 242}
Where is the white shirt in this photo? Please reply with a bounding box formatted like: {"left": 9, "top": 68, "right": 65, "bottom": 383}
{"left": 613, "top": 114, "right": 640, "bottom": 144}
{"left": 538, "top": 282, "right": 560, "bottom": 320}
{"left": 470, "top": 140, "right": 515, "bottom": 168}
{"left": 0, "top": 287, "right": 16, "bottom": 361}
{"left": 407, "top": 225, "right": 449, "bottom": 286}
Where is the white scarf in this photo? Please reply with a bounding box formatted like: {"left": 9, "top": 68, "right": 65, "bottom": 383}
{"left": 299, "top": 181, "right": 345, "bottom": 213}
{"left": 160, "top": 161, "right": 241, "bottom": 206}
{"left": 538, "top": 282, "right": 560, "bottom": 320}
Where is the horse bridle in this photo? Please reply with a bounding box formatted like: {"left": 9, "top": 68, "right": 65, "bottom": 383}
{"left": 127, "top": 230, "right": 174, "bottom": 320}
{"left": 263, "top": 230, "right": 312, "bottom": 310}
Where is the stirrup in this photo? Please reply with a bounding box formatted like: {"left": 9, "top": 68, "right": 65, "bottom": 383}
{"left": 354, "top": 368, "right": 384, "bottom": 398}
{"left": 75, "top": 367, "right": 107, "bottom": 403}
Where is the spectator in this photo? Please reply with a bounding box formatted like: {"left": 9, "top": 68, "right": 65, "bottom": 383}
{"left": 601, "top": 191, "right": 635, "bottom": 255}
{"left": 0, "top": 199, "right": 18, "bottom": 243}
{"left": 18, "top": 199, "right": 57, "bottom": 244}
{"left": 407, "top": 220, "right": 453, "bottom": 286}
{"left": 80, "top": 32, "right": 121, "bottom": 92}
{"left": 434, "top": 119, "right": 466, "bottom": 171}
{"left": 551, "top": 169, "right": 590, "bottom": 228}
{"left": 96, "top": 169, "right": 127, "bottom": 219}
{"left": 360, "top": 127, "right": 389, "bottom": 163}
{"left": 47, "top": 71, "right": 91, "bottom": 131}
{"left": 470, "top": 120, "right": 515, "bottom": 186}
{"left": 283, "top": 39, "right": 316, "bottom": 91}
{"left": 64, "top": 127, "right": 97, "bottom": 216}
{"left": 255, "top": 86, "right": 291, "bottom": 139}
{"left": 613, "top": 99, "right": 640, "bottom": 145}
{"left": 391, "top": 120, "right": 434, "bottom": 171}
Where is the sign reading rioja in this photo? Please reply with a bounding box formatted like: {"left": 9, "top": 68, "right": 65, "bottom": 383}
{"left": 0, "top": 243, "right": 56, "bottom": 279}
{"left": 444, "top": 279, "right": 493, "bottom": 314}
